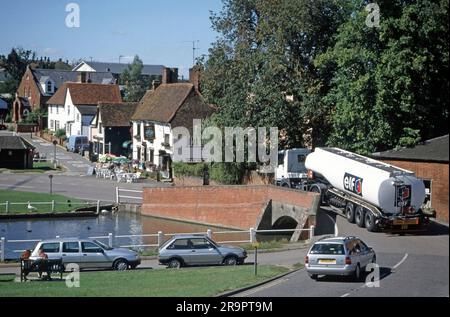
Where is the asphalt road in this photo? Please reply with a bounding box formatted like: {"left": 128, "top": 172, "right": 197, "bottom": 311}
{"left": 233, "top": 209, "right": 449, "bottom": 297}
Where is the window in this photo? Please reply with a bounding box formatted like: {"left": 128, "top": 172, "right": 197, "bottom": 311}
{"left": 423, "top": 180, "right": 432, "bottom": 208}
{"left": 49, "top": 106, "right": 52, "bottom": 114}
{"left": 149, "top": 149, "right": 154, "bottom": 164}
{"left": 46, "top": 81, "right": 52, "bottom": 93}
{"left": 310, "top": 243, "right": 344, "bottom": 255}
{"left": 41, "top": 243, "right": 60, "bottom": 253}
{"left": 191, "top": 239, "right": 212, "bottom": 250}
{"left": 298, "top": 155, "right": 306, "bottom": 163}
{"left": 168, "top": 239, "right": 190, "bottom": 250}
{"left": 56, "top": 106, "right": 59, "bottom": 114}
{"left": 144, "top": 124, "right": 155, "bottom": 141}
{"left": 50, "top": 120, "right": 54, "bottom": 130}
{"left": 99, "top": 123, "right": 103, "bottom": 134}
{"left": 63, "top": 242, "right": 80, "bottom": 253}
{"left": 81, "top": 242, "right": 103, "bottom": 253}
{"left": 164, "top": 133, "right": 170, "bottom": 145}
{"left": 76, "top": 113, "right": 80, "bottom": 122}
{"left": 68, "top": 105, "right": 70, "bottom": 116}
{"left": 55, "top": 121, "right": 60, "bottom": 130}
{"left": 136, "top": 123, "right": 141, "bottom": 137}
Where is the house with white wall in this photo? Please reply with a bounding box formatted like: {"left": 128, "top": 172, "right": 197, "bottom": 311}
{"left": 131, "top": 68, "right": 215, "bottom": 174}
{"left": 46, "top": 83, "right": 122, "bottom": 138}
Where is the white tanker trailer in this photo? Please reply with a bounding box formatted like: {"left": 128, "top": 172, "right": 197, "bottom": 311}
{"left": 304, "top": 147, "right": 430, "bottom": 232}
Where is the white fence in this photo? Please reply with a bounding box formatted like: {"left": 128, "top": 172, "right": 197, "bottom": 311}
{"left": 0, "top": 226, "right": 315, "bottom": 262}
{"left": 0, "top": 201, "right": 100, "bottom": 214}
{"left": 115, "top": 187, "right": 143, "bottom": 204}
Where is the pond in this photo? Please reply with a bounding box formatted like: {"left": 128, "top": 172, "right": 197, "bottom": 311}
{"left": 0, "top": 211, "right": 253, "bottom": 260}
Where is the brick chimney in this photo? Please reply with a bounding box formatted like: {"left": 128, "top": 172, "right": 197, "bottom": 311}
{"left": 162, "top": 67, "right": 178, "bottom": 84}
{"left": 189, "top": 68, "right": 201, "bottom": 93}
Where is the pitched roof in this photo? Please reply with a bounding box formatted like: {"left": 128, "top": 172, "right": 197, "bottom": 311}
{"left": 47, "top": 83, "right": 122, "bottom": 106}
{"left": 76, "top": 105, "right": 98, "bottom": 116}
{"left": 98, "top": 103, "right": 138, "bottom": 127}
{"left": 74, "top": 61, "right": 165, "bottom": 77}
{"left": 372, "top": 135, "right": 449, "bottom": 163}
{"left": 132, "top": 83, "right": 194, "bottom": 122}
{"left": 0, "top": 136, "right": 35, "bottom": 150}
{"left": 31, "top": 68, "right": 115, "bottom": 96}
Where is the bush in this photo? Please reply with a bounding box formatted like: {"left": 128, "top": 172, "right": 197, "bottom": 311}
{"left": 210, "top": 163, "right": 246, "bottom": 185}
{"left": 54, "top": 129, "right": 66, "bottom": 139}
{"left": 173, "top": 162, "right": 208, "bottom": 178}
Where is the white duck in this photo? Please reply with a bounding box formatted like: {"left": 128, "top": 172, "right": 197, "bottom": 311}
{"left": 27, "top": 202, "right": 37, "bottom": 213}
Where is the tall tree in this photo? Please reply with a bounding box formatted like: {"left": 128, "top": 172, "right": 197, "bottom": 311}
{"left": 201, "top": 0, "right": 350, "bottom": 148}
{"left": 120, "top": 55, "right": 150, "bottom": 102}
{"left": 317, "top": 0, "right": 449, "bottom": 154}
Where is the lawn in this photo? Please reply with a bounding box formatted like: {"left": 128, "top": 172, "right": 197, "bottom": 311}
{"left": 1, "top": 162, "right": 61, "bottom": 174}
{"left": 0, "top": 265, "right": 289, "bottom": 297}
{"left": 0, "top": 189, "right": 88, "bottom": 214}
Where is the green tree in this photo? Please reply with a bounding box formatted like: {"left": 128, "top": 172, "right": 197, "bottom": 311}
{"left": 120, "top": 55, "right": 150, "bottom": 102}
{"left": 201, "top": 0, "right": 350, "bottom": 149}
{"left": 317, "top": 0, "right": 448, "bottom": 154}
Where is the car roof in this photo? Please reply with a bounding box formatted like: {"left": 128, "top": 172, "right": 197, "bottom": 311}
{"left": 38, "top": 238, "right": 93, "bottom": 243}
{"left": 314, "top": 236, "right": 360, "bottom": 244}
{"left": 170, "top": 234, "right": 209, "bottom": 239}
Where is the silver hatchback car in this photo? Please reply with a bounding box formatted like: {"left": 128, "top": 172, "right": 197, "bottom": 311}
{"left": 305, "top": 236, "right": 376, "bottom": 280}
{"left": 30, "top": 238, "right": 141, "bottom": 271}
{"left": 158, "top": 235, "right": 247, "bottom": 268}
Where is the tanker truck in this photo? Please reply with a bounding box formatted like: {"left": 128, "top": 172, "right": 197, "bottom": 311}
{"left": 304, "top": 147, "right": 430, "bottom": 232}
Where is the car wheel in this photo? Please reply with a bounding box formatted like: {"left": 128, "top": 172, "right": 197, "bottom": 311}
{"left": 355, "top": 206, "right": 366, "bottom": 228}
{"left": 354, "top": 264, "right": 362, "bottom": 281}
{"left": 167, "top": 258, "right": 182, "bottom": 269}
{"left": 113, "top": 259, "right": 129, "bottom": 271}
{"left": 308, "top": 274, "right": 318, "bottom": 280}
{"left": 365, "top": 212, "right": 378, "bottom": 232}
{"left": 223, "top": 256, "right": 238, "bottom": 266}
{"left": 346, "top": 203, "right": 355, "bottom": 223}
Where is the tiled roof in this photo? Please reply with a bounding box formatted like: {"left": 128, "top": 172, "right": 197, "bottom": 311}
{"left": 0, "top": 136, "right": 35, "bottom": 150}
{"left": 47, "top": 83, "right": 122, "bottom": 106}
{"left": 31, "top": 68, "right": 114, "bottom": 95}
{"left": 98, "top": 102, "right": 138, "bottom": 127}
{"left": 132, "top": 83, "right": 194, "bottom": 122}
{"left": 372, "top": 135, "right": 449, "bottom": 163}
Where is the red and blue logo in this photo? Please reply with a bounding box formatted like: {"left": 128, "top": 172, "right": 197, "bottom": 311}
{"left": 343, "top": 173, "right": 363, "bottom": 196}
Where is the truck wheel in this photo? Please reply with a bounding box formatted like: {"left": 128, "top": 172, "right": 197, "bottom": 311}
{"left": 365, "top": 212, "right": 378, "bottom": 232}
{"left": 355, "top": 206, "right": 366, "bottom": 228}
{"left": 345, "top": 203, "right": 355, "bottom": 223}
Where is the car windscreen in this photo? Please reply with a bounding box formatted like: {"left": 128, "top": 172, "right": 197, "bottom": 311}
{"left": 94, "top": 240, "right": 113, "bottom": 250}
{"left": 310, "top": 243, "right": 345, "bottom": 255}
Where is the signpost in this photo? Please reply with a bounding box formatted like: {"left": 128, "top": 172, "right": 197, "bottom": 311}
{"left": 52, "top": 140, "right": 58, "bottom": 168}
{"left": 253, "top": 242, "right": 260, "bottom": 276}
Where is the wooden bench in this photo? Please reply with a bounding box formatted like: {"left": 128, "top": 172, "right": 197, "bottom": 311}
{"left": 20, "top": 259, "right": 64, "bottom": 282}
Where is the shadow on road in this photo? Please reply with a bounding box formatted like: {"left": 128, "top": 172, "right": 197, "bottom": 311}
{"left": 315, "top": 208, "right": 337, "bottom": 236}
{"left": 314, "top": 267, "right": 392, "bottom": 283}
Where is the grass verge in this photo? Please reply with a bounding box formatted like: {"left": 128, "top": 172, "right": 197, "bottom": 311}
{"left": 0, "top": 189, "right": 87, "bottom": 214}
{"left": 0, "top": 265, "right": 289, "bottom": 297}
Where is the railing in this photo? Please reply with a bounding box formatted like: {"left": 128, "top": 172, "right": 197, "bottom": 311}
{"left": 0, "top": 201, "right": 100, "bottom": 214}
{"left": 115, "top": 187, "right": 143, "bottom": 204}
{"left": 0, "top": 226, "right": 315, "bottom": 262}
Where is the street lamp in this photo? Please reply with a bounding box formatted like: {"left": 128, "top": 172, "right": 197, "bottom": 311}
{"left": 49, "top": 174, "right": 54, "bottom": 195}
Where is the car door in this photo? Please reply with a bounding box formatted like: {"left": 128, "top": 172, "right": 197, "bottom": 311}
{"left": 164, "top": 239, "right": 191, "bottom": 264}
{"left": 81, "top": 241, "right": 109, "bottom": 269}
{"left": 357, "top": 240, "right": 373, "bottom": 267}
{"left": 61, "top": 242, "right": 81, "bottom": 267}
{"left": 190, "top": 238, "right": 222, "bottom": 265}
{"left": 40, "top": 242, "right": 61, "bottom": 260}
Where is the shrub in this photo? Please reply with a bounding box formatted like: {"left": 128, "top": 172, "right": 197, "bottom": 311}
{"left": 54, "top": 129, "right": 66, "bottom": 139}
{"left": 210, "top": 162, "right": 245, "bottom": 185}
{"left": 172, "top": 162, "right": 207, "bottom": 178}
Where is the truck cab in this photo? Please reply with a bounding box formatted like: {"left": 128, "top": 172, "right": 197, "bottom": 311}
{"left": 275, "top": 148, "right": 311, "bottom": 189}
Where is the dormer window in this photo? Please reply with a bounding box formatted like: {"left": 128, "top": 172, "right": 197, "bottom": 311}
{"left": 47, "top": 81, "right": 53, "bottom": 93}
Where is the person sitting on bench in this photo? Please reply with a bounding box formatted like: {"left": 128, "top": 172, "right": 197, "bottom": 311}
{"left": 34, "top": 247, "right": 52, "bottom": 280}
{"left": 20, "top": 250, "right": 32, "bottom": 281}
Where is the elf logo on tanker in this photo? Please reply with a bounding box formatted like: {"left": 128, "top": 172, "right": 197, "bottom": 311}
{"left": 343, "top": 173, "right": 363, "bottom": 196}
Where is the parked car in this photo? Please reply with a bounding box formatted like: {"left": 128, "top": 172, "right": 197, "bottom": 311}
{"left": 158, "top": 235, "right": 247, "bottom": 268}
{"left": 305, "top": 236, "right": 376, "bottom": 281}
{"left": 29, "top": 238, "right": 141, "bottom": 271}
{"left": 66, "top": 135, "right": 89, "bottom": 153}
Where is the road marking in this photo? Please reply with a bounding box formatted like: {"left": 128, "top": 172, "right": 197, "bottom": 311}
{"left": 0, "top": 184, "right": 34, "bottom": 189}
{"left": 392, "top": 253, "right": 408, "bottom": 270}
{"left": 237, "top": 278, "right": 289, "bottom": 297}
{"left": 340, "top": 253, "right": 409, "bottom": 297}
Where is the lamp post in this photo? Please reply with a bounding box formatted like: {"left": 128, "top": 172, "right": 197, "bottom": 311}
{"left": 52, "top": 140, "right": 57, "bottom": 168}
{"left": 49, "top": 174, "right": 54, "bottom": 195}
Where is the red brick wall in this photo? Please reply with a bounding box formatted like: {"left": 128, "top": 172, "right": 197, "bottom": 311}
{"left": 382, "top": 160, "right": 449, "bottom": 224}
{"left": 17, "top": 68, "right": 43, "bottom": 111}
{"left": 141, "top": 186, "right": 317, "bottom": 229}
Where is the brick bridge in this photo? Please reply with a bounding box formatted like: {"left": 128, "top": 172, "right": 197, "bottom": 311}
{"left": 140, "top": 186, "right": 320, "bottom": 241}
